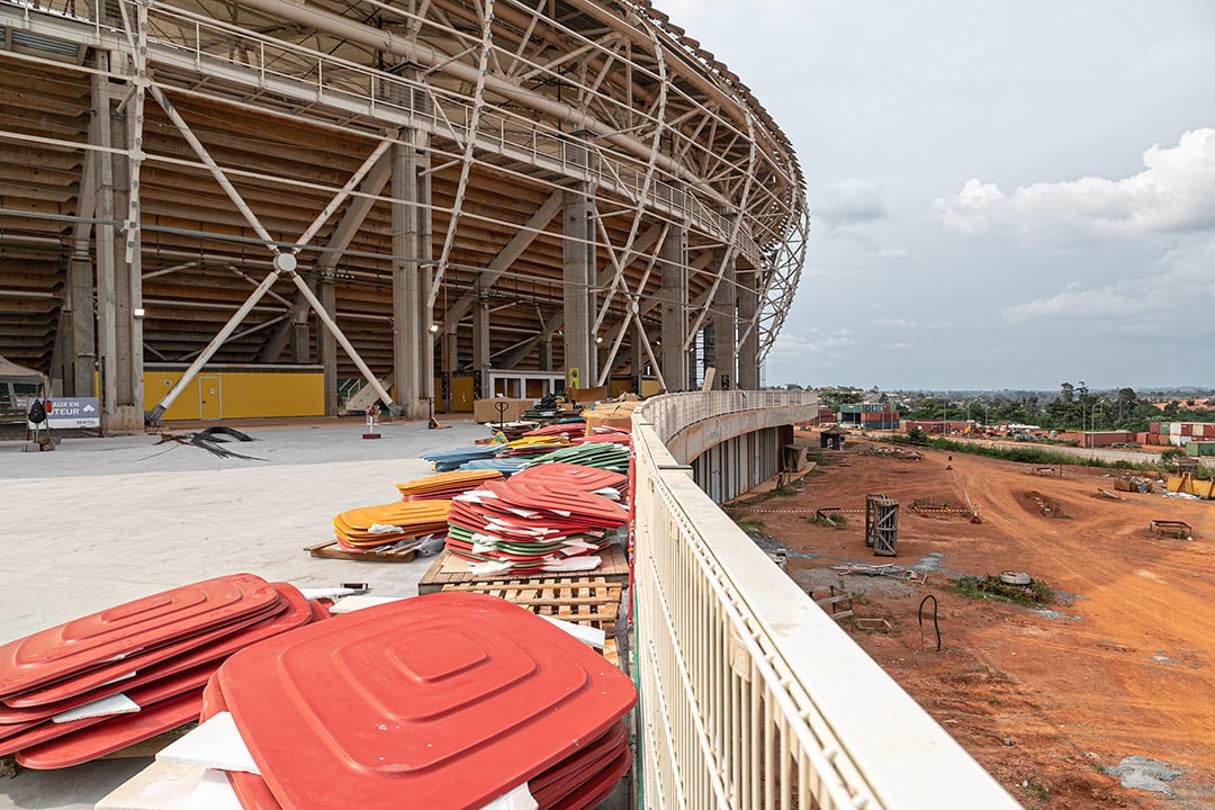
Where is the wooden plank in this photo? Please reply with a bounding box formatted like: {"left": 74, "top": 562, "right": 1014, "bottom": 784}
{"left": 439, "top": 576, "right": 623, "bottom": 667}
{"left": 304, "top": 540, "right": 418, "bottom": 562}
{"left": 417, "top": 542, "right": 628, "bottom": 594}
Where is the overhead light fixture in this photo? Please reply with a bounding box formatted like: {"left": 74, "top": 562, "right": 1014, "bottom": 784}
{"left": 429, "top": 323, "right": 440, "bottom": 333}
{"left": 595, "top": 335, "right": 604, "bottom": 344}
{"left": 133, "top": 307, "right": 146, "bottom": 319}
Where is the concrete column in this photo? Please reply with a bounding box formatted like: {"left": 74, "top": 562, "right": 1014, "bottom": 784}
{"left": 737, "top": 264, "right": 759, "bottom": 390}
{"left": 628, "top": 321, "right": 645, "bottom": 376}
{"left": 414, "top": 128, "right": 434, "bottom": 411}
{"left": 392, "top": 138, "right": 427, "bottom": 418}
{"left": 291, "top": 295, "right": 311, "bottom": 362}
{"left": 91, "top": 56, "right": 142, "bottom": 430}
{"left": 659, "top": 225, "right": 688, "bottom": 391}
{"left": 562, "top": 188, "right": 594, "bottom": 390}
{"left": 67, "top": 249, "right": 96, "bottom": 396}
{"left": 317, "top": 276, "right": 338, "bottom": 414}
{"left": 473, "top": 299, "right": 491, "bottom": 376}
{"left": 711, "top": 252, "right": 737, "bottom": 390}
{"left": 538, "top": 339, "right": 552, "bottom": 371}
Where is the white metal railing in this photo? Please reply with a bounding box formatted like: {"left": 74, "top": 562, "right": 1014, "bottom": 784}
{"left": 631, "top": 391, "right": 1021, "bottom": 809}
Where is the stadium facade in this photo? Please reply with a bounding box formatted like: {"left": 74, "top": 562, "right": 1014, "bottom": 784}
{"left": 0, "top": 0, "right": 807, "bottom": 429}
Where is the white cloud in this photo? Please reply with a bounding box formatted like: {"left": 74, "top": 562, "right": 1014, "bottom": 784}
{"left": 813, "top": 179, "right": 888, "bottom": 228}
{"left": 873, "top": 317, "right": 953, "bottom": 329}
{"left": 935, "top": 128, "right": 1215, "bottom": 243}
{"left": 768, "top": 328, "right": 855, "bottom": 364}
{"left": 877, "top": 248, "right": 909, "bottom": 260}
{"left": 881, "top": 341, "right": 918, "bottom": 350}
{"left": 1001, "top": 236, "right": 1215, "bottom": 335}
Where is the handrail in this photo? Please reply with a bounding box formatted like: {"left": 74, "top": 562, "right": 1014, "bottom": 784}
{"left": 631, "top": 391, "right": 1021, "bottom": 808}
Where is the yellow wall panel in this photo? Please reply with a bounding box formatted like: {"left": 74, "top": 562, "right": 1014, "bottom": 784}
{"left": 143, "top": 370, "right": 324, "bottom": 421}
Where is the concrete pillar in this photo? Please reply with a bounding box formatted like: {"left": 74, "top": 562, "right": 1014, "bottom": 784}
{"left": 659, "top": 225, "right": 688, "bottom": 392}
{"left": 317, "top": 276, "right": 338, "bottom": 414}
{"left": 737, "top": 264, "right": 759, "bottom": 390}
{"left": 391, "top": 135, "right": 433, "bottom": 419}
{"left": 67, "top": 248, "right": 96, "bottom": 396}
{"left": 415, "top": 129, "right": 434, "bottom": 411}
{"left": 562, "top": 188, "right": 594, "bottom": 390}
{"left": 473, "top": 299, "right": 491, "bottom": 376}
{"left": 538, "top": 338, "right": 552, "bottom": 371}
{"left": 628, "top": 321, "right": 645, "bottom": 376}
{"left": 91, "top": 55, "right": 143, "bottom": 431}
{"left": 711, "top": 253, "right": 737, "bottom": 390}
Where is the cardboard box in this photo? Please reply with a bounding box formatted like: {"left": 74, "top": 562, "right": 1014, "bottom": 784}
{"left": 473, "top": 398, "right": 534, "bottom": 424}
{"left": 582, "top": 397, "right": 640, "bottom": 433}
{"left": 566, "top": 385, "right": 609, "bottom": 405}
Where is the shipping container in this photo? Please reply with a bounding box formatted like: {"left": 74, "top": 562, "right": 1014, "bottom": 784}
{"left": 1136, "top": 432, "right": 1149, "bottom": 445}
{"left": 1149, "top": 421, "right": 1161, "bottom": 434}
{"left": 1187, "top": 442, "right": 1215, "bottom": 456}
{"left": 1182, "top": 423, "right": 1193, "bottom": 436}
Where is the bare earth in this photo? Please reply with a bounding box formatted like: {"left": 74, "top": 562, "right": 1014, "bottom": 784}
{"left": 731, "top": 437, "right": 1215, "bottom": 810}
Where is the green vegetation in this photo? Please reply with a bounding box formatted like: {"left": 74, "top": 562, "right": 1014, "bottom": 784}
{"left": 949, "top": 575, "right": 1055, "bottom": 607}
{"left": 898, "top": 384, "right": 1215, "bottom": 433}
{"left": 807, "top": 512, "right": 846, "bottom": 528}
{"left": 1021, "top": 776, "right": 1051, "bottom": 806}
{"left": 733, "top": 518, "right": 763, "bottom": 534}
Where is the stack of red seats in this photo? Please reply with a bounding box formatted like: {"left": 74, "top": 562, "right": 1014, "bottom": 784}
{"left": 0, "top": 574, "right": 322, "bottom": 769}
{"left": 446, "top": 476, "right": 627, "bottom": 574}
{"left": 510, "top": 461, "right": 628, "bottom": 499}
{"left": 199, "top": 593, "right": 635, "bottom": 809}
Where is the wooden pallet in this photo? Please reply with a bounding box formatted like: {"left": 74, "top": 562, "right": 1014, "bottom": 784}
{"left": 417, "top": 542, "right": 628, "bottom": 594}
{"left": 304, "top": 540, "right": 418, "bottom": 562}
{"left": 440, "top": 577, "right": 623, "bottom": 666}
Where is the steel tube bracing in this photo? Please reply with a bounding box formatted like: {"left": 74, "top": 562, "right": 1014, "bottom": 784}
{"left": 0, "top": 0, "right": 807, "bottom": 409}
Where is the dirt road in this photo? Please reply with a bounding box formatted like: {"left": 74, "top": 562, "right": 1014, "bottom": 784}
{"left": 732, "top": 438, "right": 1215, "bottom": 810}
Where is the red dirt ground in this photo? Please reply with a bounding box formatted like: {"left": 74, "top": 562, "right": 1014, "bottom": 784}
{"left": 730, "top": 436, "right": 1215, "bottom": 810}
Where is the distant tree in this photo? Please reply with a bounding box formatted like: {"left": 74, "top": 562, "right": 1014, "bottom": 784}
{"left": 1059, "top": 382, "right": 1075, "bottom": 404}
{"left": 821, "top": 389, "right": 863, "bottom": 407}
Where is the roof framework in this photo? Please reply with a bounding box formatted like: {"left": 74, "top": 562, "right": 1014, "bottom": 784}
{"left": 0, "top": 0, "right": 808, "bottom": 402}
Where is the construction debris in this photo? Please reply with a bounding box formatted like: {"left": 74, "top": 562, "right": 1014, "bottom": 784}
{"left": 149, "top": 427, "right": 265, "bottom": 461}
{"left": 1148, "top": 520, "right": 1193, "bottom": 540}
{"left": 830, "top": 563, "right": 927, "bottom": 584}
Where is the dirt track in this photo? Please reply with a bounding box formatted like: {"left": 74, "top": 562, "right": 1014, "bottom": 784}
{"left": 732, "top": 437, "right": 1215, "bottom": 810}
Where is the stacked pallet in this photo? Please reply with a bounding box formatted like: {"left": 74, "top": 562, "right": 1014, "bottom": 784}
{"left": 0, "top": 575, "right": 320, "bottom": 770}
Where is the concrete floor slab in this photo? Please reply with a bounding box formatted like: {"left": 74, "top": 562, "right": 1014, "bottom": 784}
{"left": 0, "top": 418, "right": 486, "bottom": 809}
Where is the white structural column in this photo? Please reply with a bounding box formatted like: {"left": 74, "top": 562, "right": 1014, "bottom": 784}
{"left": 91, "top": 51, "right": 143, "bottom": 431}
{"left": 737, "top": 264, "right": 760, "bottom": 390}
{"left": 710, "top": 252, "right": 737, "bottom": 390}
{"left": 473, "top": 300, "right": 491, "bottom": 390}
{"left": 392, "top": 136, "right": 429, "bottom": 419}
{"left": 659, "top": 225, "right": 688, "bottom": 391}
{"left": 562, "top": 180, "right": 595, "bottom": 390}
{"left": 65, "top": 149, "right": 97, "bottom": 397}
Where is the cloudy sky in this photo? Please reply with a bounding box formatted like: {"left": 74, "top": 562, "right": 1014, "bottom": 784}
{"left": 664, "top": 0, "right": 1215, "bottom": 391}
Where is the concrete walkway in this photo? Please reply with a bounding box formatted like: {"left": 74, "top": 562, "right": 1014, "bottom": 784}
{"left": 0, "top": 418, "right": 487, "bottom": 809}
